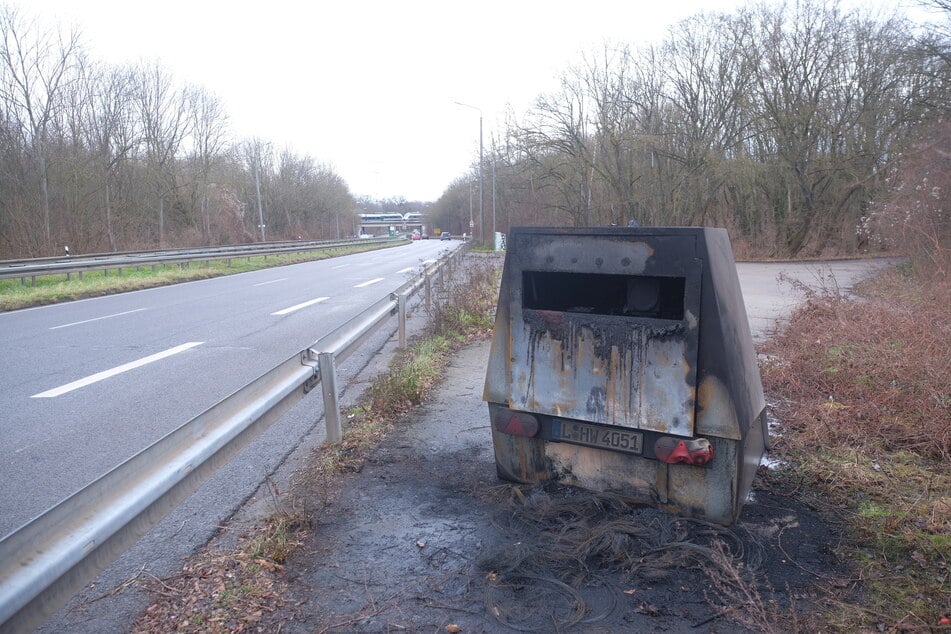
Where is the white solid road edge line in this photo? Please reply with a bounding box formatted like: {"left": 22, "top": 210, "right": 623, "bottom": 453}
{"left": 354, "top": 277, "right": 384, "bottom": 288}
{"left": 31, "top": 341, "right": 205, "bottom": 399}
{"left": 271, "top": 297, "right": 329, "bottom": 316}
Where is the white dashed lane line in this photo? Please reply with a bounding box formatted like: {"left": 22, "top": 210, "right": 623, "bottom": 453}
{"left": 49, "top": 308, "right": 148, "bottom": 330}
{"left": 354, "top": 278, "right": 384, "bottom": 288}
{"left": 253, "top": 278, "right": 287, "bottom": 287}
{"left": 271, "top": 297, "right": 330, "bottom": 316}
{"left": 397, "top": 267, "right": 415, "bottom": 274}
{"left": 31, "top": 341, "right": 205, "bottom": 398}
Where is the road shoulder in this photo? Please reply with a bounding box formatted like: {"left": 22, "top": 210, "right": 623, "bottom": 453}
{"left": 253, "top": 340, "right": 849, "bottom": 633}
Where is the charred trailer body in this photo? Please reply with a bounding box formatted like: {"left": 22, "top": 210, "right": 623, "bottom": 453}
{"left": 483, "top": 226, "right": 768, "bottom": 525}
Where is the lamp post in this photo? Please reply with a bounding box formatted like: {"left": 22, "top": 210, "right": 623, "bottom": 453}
{"left": 454, "top": 101, "right": 483, "bottom": 246}
{"left": 491, "top": 153, "right": 496, "bottom": 249}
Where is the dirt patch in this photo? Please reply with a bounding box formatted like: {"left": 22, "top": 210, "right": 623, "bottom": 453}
{"left": 254, "top": 342, "right": 851, "bottom": 633}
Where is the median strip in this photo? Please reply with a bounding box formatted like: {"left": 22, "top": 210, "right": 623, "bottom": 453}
{"left": 31, "top": 341, "right": 205, "bottom": 398}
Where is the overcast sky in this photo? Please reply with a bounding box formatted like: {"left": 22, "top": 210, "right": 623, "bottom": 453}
{"left": 23, "top": 0, "right": 939, "bottom": 202}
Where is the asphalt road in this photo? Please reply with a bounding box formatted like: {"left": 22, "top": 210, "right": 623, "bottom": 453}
{"left": 734, "top": 258, "right": 898, "bottom": 342}
{"left": 0, "top": 239, "right": 455, "bottom": 539}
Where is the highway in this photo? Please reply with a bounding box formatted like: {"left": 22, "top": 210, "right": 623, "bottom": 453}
{"left": 0, "top": 239, "right": 454, "bottom": 541}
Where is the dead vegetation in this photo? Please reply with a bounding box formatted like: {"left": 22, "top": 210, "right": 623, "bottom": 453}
{"left": 481, "top": 486, "right": 766, "bottom": 631}
{"left": 131, "top": 511, "right": 311, "bottom": 633}
{"left": 759, "top": 262, "right": 950, "bottom": 630}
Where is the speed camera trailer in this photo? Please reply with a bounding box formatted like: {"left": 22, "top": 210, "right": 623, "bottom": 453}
{"left": 483, "top": 226, "right": 768, "bottom": 525}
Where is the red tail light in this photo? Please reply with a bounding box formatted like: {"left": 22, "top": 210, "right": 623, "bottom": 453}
{"left": 492, "top": 410, "right": 539, "bottom": 437}
{"left": 654, "top": 437, "right": 714, "bottom": 465}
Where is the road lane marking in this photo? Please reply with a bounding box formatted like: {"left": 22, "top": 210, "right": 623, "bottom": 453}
{"left": 31, "top": 341, "right": 205, "bottom": 398}
{"left": 422, "top": 259, "right": 436, "bottom": 264}
{"left": 354, "top": 277, "right": 384, "bottom": 288}
{"left": 49, "top": 308, "right": 148, "bottom": 330}
{"left": 253, "top": 278, "right": 287, "bottom": 287}
{"left": 331, "top": 264, "right": 347, "bottom": 269}
{"left": 397, "top": 267, "right": 415, "bottom": 274}
{"left": 271, "top": 297, "right": 329, "bottom": 316}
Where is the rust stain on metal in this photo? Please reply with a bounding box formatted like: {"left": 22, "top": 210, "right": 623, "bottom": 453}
{"left": 511, "top": 314, "right": 694, "bottom": 436}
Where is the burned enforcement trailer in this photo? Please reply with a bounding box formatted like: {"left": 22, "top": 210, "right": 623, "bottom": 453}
{"left": 483, "top": 226, "right": 768, "bottom": 525}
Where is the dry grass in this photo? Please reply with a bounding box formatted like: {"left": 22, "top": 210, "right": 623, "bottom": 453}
{"left": 759, "top": 264, "right": 950, "bottom": 630}
{"left": 131, "top": 511, "right": 311, "bottom": 633}
{"left": 763, "top": 270, "right": 949, "bottom": 462}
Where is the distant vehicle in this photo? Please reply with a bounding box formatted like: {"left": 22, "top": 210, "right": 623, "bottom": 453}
{"left": 358, "top": 233, "right": 373, "bottom": 239}
{"left": 421, "top": 233, "right": 429, "bottom": 240}
{"left": 411, "top": 233, "right": 421, "bottom": 241}
{"left": 440, "top": 232, "right": 451, "bottom": 241}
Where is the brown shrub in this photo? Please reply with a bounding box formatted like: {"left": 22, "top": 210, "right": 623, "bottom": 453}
{"left": 760, "top": 269, "right": 950, "bottom": 462}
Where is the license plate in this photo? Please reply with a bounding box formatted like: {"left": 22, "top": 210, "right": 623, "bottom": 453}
{"left": 549, "top": 419, "right": 643, "bottom": 455}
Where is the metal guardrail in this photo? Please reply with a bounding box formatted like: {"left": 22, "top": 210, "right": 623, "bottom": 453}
{"left": 0, "top": 237, "right": 407, "bottom": 283}
{"left": 0, "top": 238, "right": 341, "bottom": 267}
{"left": 0, "top": 244, "right": 466, "bottom": 633}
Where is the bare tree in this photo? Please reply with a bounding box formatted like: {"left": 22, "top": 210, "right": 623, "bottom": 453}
{"left": 517, "top": 69, "right": 597, "bottom": 226}
{"left": 581, "top": 44, "right": 641, "bottom": 226}
{"left": 135, "top": 62, "right": 191, "bottom": 246}
{"left": 0, "top": 6, "right": 80, "bottom": 253}
{"left": 99, "top": 66, "right": 137, "bottom": 250}
{"left": 186, "top": 87, "right": 229, "bottom": 243}
{"left": 660, "top": 12, "right": 754, "bottom": 226}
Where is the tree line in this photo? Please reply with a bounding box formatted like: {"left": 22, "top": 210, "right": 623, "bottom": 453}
{"left": 0, "top": 6, "right": 353, "bottom": 258}
{"left": 3, "top": 1, "right": 946, "bottom": 261}
{"left": 432, "top": 0, "right": 949, "bottom": 257}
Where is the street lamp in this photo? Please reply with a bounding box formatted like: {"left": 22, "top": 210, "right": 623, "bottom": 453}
{"left": 454, "top": 101, "right": 483, "bottom": 246}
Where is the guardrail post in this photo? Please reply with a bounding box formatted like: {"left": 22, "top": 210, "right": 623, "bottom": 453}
{"left": 424, "top": 273, "right": 432, "bottom": 312}
{"left": 318, "top": 351, "right": 342, "bottom": 444}
{"left": 398, "top": 293, "right": 407, "bottom": 348}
